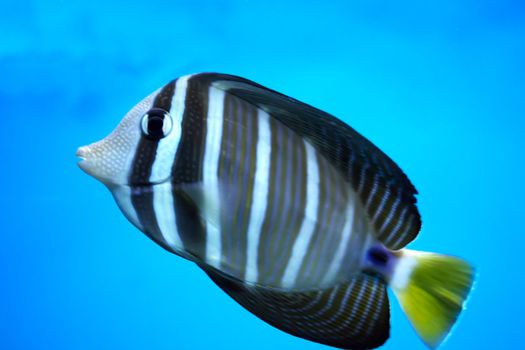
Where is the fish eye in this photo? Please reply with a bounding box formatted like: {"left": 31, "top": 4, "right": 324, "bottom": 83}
{"left": 140, "top": 108, "right": 172, "bottom": 140}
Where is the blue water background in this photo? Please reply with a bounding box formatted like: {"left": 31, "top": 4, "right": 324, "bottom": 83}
{"left": 1, "top": 1, "right": 524, "bottom": 349}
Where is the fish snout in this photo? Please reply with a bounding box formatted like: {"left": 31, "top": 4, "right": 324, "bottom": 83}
{"left": 76, "top": 144, "right": 96, "bottom": 176}
{"left": 76, "top": 145, "right": 91, "bottom": 163}
{"left": 76, "top": 138, "right": 128, "bottom": 186}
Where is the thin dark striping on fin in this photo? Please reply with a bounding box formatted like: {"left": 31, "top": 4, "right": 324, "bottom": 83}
{"left": 191, "top": 73, "right": 421, "bottom": 249}
{"left": 204, "top": 267, "right": 390, "bottom": 350}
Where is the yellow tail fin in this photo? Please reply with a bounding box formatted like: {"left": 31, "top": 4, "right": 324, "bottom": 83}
{"left": 390, "top": 249, "right": 475, "bottom": 349}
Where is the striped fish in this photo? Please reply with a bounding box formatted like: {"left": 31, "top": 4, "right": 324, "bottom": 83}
{"left": 77, "top": 73, "right": 474, "bottom": 349}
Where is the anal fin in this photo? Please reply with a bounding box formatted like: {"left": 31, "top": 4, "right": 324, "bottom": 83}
{"left": 204, "top": 268, "right": 390, "bottom": 350}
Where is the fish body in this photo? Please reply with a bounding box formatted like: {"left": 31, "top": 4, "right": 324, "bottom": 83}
{"left": 77, "top": 73, "right": 474, "bottom": 349}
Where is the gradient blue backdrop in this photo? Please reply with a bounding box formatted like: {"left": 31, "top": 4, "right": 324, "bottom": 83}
{"left": 1, "top": 1, "right": 523, "bottom": 349}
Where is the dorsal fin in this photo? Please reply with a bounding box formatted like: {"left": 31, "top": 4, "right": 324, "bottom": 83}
{"left": 192, "top": 73, "right": 421, "bottom": 249}
{"left": 204, "top": 267, "right": 390, "bottom": 350}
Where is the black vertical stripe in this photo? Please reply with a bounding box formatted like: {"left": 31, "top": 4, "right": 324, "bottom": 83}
{"left": 129, "top": 80, "right": 176, "bottom": 185}
{"left": 217, "top": 93, "right": 258, "bottom": 278}
{"left": 273, "top": 134, "right": 307, "bottom": 285}
{"left": 171, "top": 76, "right": 210, "bottom": 260}
{"left": 265, "top": 123, "right": 294, "bottom": 284}
{"left": 297, "top": 151, "right": 330, "bottom": 285}
{"left": 219, "top": 93, "right": 236, "bottom": 271}
{"left": 257, "top": 116, "right": 281, "bottom": 282}
{"left": 340, "top": 213, "right": 367, "bottom": 280}
{"left": 129, "top": 80, "right": 176, "bottom": 248}
{"left": 237, "top": 99, "right": 258, "bottom": 279}
{"left": 172, "top": 77, "right": 209, "bottom": 184}
{"left": 230, "top": 98, "right": 246, "bottom": 272}
{"left": 308, "top": 160, "right": 343, "bottom": 281}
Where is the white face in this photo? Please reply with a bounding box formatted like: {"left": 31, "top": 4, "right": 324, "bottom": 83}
{"left": 76, "top": 83, "right": 185, "bottom": 188}
{"left": 76, "top": 90, "right": 157, "bottom": 187}
{"left": 76, "top": 76, "right": 192, "bottom": 253}
{"left": 77, "top": 74, "right": 198, "bottom": 190}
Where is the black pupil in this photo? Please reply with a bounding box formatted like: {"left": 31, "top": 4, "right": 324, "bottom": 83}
{"left": 147, "top": 113, "right": 165, "bottom": 138}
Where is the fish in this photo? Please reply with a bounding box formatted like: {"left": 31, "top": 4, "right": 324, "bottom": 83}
{"left": 77, "top": 73, "right": 474, "bottom": 349}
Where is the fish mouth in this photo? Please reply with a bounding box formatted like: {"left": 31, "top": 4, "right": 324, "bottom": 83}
{"left": 76, "top": 145, "right": 105, "bottom": 181}
{"left": 76, "top": 146, "right": 91, "bottom": 173}
{"left": 76, "top": 145, "right": 89, "bottom": 160}
{"left": 76, "top": 145, "right": 116, "bottom": 186}
{"left": 75, "top": 145, "right": 171, "bottom": 187}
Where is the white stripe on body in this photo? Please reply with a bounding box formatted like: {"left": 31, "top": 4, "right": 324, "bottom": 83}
{"left": 112, "top": 186, "right": 142, "bottom": 230}
{"left": 202, "top": 86, "right": 226, "bottom": 268}
{"left": 149, "top": 75, "right": 191, "bottom": 183}
{"left": 244, "top": 109, "right": 272, "bottom": 283}
{"left": 114, "top": 90, "right": 159, "bottom": 231}
{"left": 321, "top": 193, "right": 356, "bottom": 286}
{"left": 281, "top": 140, "right": 320, "bottom": 289}
{"left": 153, "top": 182, "right": 183, "bottom": 250}
{"left": 149, "top": 76, "right": 191, "bottom": 250}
